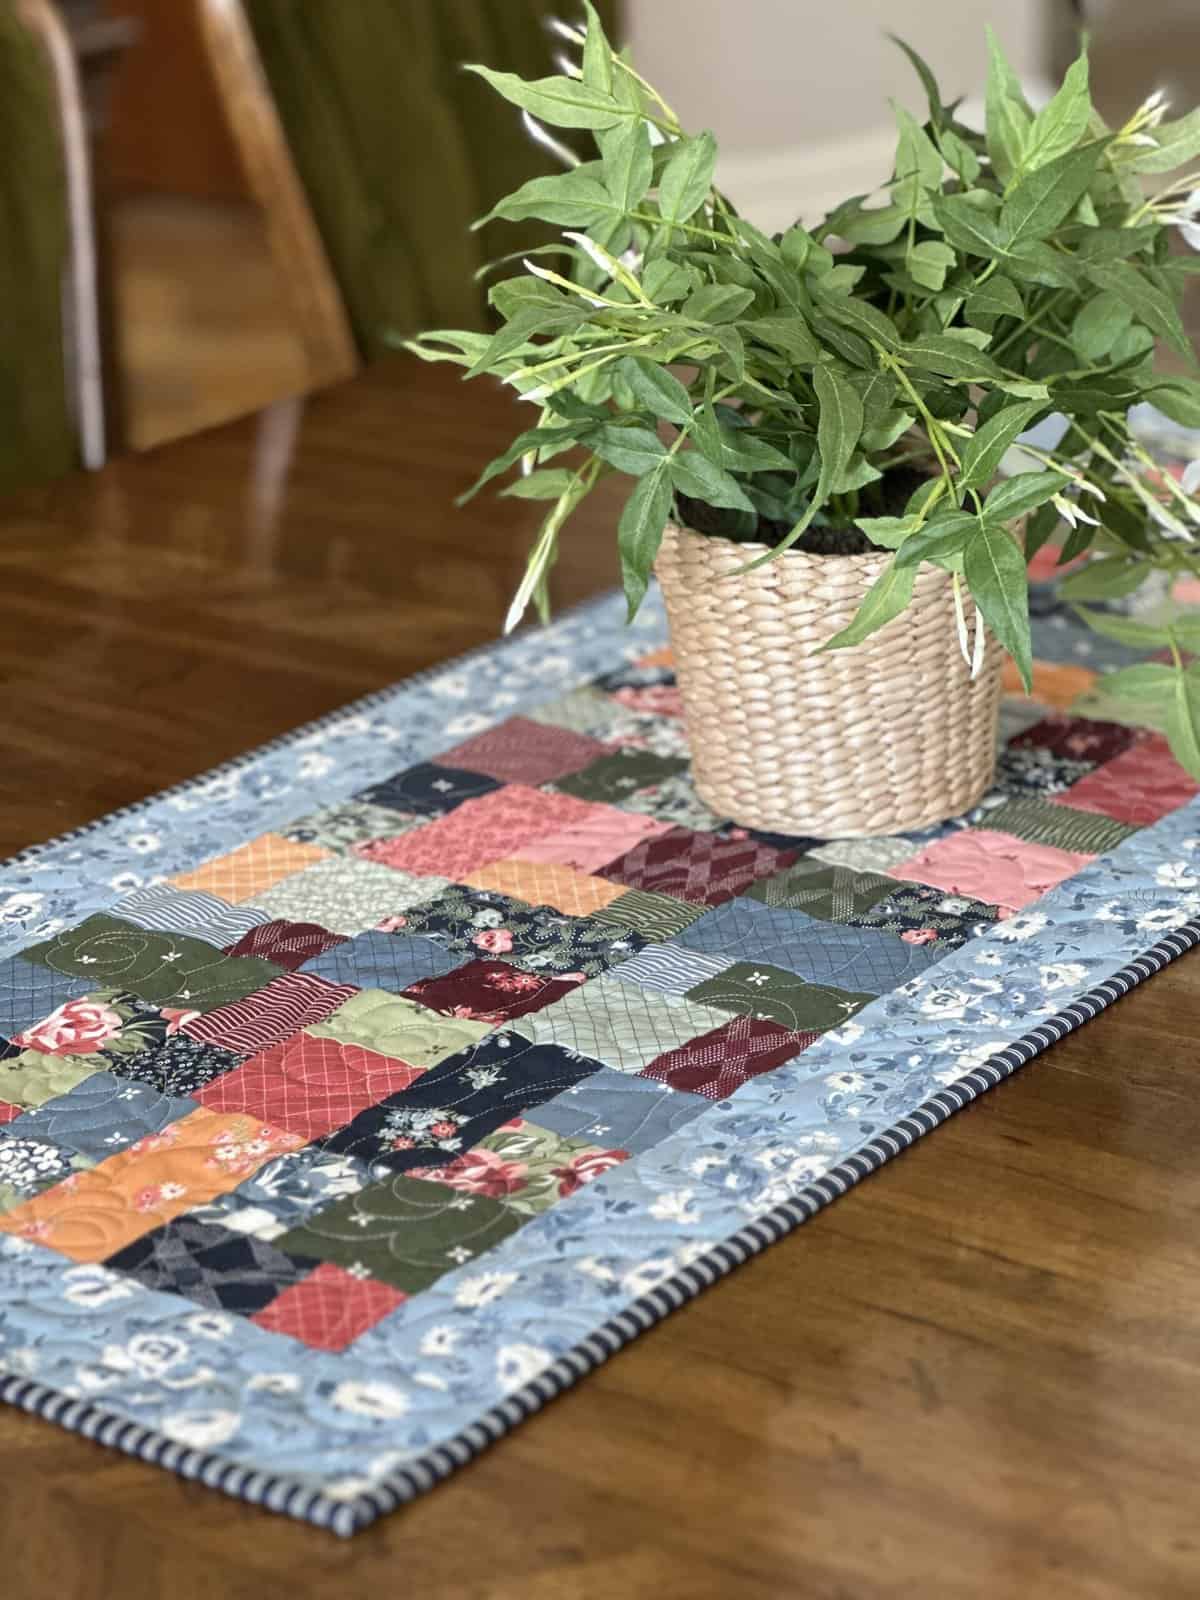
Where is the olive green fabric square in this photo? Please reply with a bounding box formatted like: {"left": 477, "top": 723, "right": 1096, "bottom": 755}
{"left": 593, "top": 888, "right": 710, "bottom": 942}
{"left": 971, "top": 797, "right": 1138, "bottom": 855}
{"left": 19, "top": 915, "right": 283, "bottom": 1013}
{"left": 744, "top": 856, "right": 898, "bottom": 918}
{"left": 549, "top": 750, "right": 688, "bottom": 806}
{"left": 0, "top": 1051, "right": 103, "bottom": 1110}
{"left": 274, "top": 1173, "right": 527, "bottom": 1293}
{"left": 685, "top": 962, "right": 875, "bottom": 1032}
{"left": 306, "top": 988, "right": 493, "bottom": 1066}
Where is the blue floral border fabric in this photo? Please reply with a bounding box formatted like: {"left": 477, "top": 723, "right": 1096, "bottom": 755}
{"left": 1, "top": 587, "right": 1199, "bottom": 1536}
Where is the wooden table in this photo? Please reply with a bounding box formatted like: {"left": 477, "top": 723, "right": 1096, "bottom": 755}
{"left": 2, "top": 359, "right": 1199, "bottom": 1600}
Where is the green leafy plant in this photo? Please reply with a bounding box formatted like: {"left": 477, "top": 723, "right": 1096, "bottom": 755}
{"left": 408, "top": 6, "right": 1200, "bottom": 773}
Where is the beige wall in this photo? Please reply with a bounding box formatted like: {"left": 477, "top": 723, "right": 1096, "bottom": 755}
{"left": 625, "top": 0, "right": 1051, "bottom": 229}
{"left": 626, "top": 0, "right": 1047, "bottom": 149}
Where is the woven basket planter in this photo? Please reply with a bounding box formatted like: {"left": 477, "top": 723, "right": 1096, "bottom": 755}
{"left": 655, "top": 522, "right": 1004, "bottom": 839}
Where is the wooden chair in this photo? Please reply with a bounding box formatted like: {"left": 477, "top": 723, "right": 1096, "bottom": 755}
{"left": 196, "top": 0, "right": 357, "bottom": 392}
{"left": 1, "top": 0, "right": 106, "bottom": 491}
{"left": 197, "top": 0, "right": 618, "bottom": 372}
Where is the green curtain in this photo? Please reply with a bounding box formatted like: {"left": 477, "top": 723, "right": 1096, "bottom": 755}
{"left": 245, "top": 0, "right": 620, "bottom": 355}
{"left": 0, "top": 8, "right": 75, "bottom": 492}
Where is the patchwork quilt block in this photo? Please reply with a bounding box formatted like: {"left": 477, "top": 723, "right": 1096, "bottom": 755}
{"left": 1, "top": 585, "right": 1199, "bottom": 1535}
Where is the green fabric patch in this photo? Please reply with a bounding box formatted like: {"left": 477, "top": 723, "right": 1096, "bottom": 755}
{"left": 686, "top": 962, "right": 875, "bottom": 1032}
{"left": 972, "top": 797, "right": 1138, "bottom": 854}
{"left": 274, "top": 1173, "right": 527, "bottom": 1293}
{"left": 549, "top": 750, "right": 688, "bottom": 806}
{"left": 0, "top": 1052, "right": 103, "bottom": 1110}
{"left": 745, "top": 857, "right": 898, "bottom": 918}
{"left": 20, "top": 915, "right": 284, "bottom": 1013}
{"left": 307, "top": 988, "right": 492, "bottom": 1066}
{"left": 593, "top": 888, "right": 710, "bottom": 942}
{"left": 280, "top": 801, "right": 421, "bottom": 853}
{"left": 445, "top": 1121, "right": 626, "bottom": 1217}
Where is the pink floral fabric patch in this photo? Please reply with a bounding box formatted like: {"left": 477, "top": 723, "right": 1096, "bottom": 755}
{"left": 891, "top": 829, "right": 1095, "bottom": 912}
{"left": 1050, "top": 735, "right": 1200, "bottom": 826}
{"left": 513, "top": 806, "right": 674, "bottom": 872}
{"left": 352, "top": 785, "right": 600, "bottom": 879}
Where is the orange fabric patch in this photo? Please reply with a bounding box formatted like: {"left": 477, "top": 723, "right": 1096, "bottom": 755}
{"left": 634, "top": 646, "right": 675, "bottom": 670}
{"left": 1004, "top": 660, "right": 1097, "bottom": 710}
{"left": 0, "top": 1107, "right": 305, "bottom": 1261}
{"left": 171, "top": 834, "right": 330, "bottom": 902}
{"left": 459, "top": 858, "right": 626, "bottom": 917}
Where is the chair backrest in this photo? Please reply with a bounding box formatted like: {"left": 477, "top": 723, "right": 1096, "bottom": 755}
{"left": 203, "top": 0, "right": 618, "bottom": 361}
{"left": 0, "top": 0, "right": 103, "bottom": 492}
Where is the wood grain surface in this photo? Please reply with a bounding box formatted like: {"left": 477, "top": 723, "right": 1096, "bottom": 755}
{"left": 1, "top": 358, "right": 1197, "bottom": 1600}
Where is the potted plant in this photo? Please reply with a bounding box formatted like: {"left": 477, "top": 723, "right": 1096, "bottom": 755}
{"left": 409, "top": 5, "right": 1200, "bottom": 836}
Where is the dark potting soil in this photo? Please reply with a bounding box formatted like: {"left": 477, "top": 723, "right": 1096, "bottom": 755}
{"left": 677, "top": 465, "right": 927, "bottom": 556}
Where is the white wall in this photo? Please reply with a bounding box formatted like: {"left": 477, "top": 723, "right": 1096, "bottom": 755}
{"left": 625, "top": 0, "right": 1052, "bottom": 231}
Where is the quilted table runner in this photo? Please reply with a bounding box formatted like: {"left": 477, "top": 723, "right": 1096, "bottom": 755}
{"left": 1, "top": 576, "right": 1199, "bottom": 1534}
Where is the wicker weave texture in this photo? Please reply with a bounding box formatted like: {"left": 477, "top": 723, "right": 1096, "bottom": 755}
{"left": 655, "top": 523, "right": 1003, "bottom": 838}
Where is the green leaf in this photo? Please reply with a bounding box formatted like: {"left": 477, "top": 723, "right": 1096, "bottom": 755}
{"left": 901, "top": 334, "right": 1005, "bottom": 383}
{"left": 1058, "top": 557, "right": 1149, "bottom": 601}
{"left": 681, "top": 283, "right": 755, "bottom": 323}
{"left": 1021, "top": 49, "right": 1091, "bottom": 171}
{"left": 1070, "top": 291, "right": 1134, "bottom": 362}
{"left": 1098, "top": 663, "right": 1177, "bottom": 701}
{"left": 964, "top": 520, "right": 1033, "bottom": 690}
{"left": 668, "top": 450, "right": 755, "bottom": 512}
{"left": 746, "top": 315, "right": 821, "bottom": 364}
{"left": 642, "top": 259, "right": 695, "bottom": 305}
{"left": 599, "top": 118, "right": 654, "bottom": 214}
{"left": 1147, "top": 379, "right": 1200, "bottom": 429}
{"left": 465, "top": 305, "right": 588, "bottom": 375}
{"left": 464, "top": 65, "right": 627, "bottom": 129}
{"left": 814, "top": 289, "right": 901, "bottom": 351}
{"left": 853, "top": 514, "right": 922, "bottom": 550}
{"left": 1167, "top": 667, "right": 1200, "bottom": 779}
{"left": 906, "top": 240, "right": 956, "bottom": 291}
{"left": 894, "top": 510, "right": 977, "bottom": 568}
{"left": 892, "top": 104, "right": 943, "bottom": 218}
{"left": 958, "top": 401, "right": 1045, "bottom": 493}
{"left": 738, "top": 363, "right": 862, "bottom": 568}
{"left": 1131, "top": 107, "right": 1200, "bottom": 173}
{"left": 618, "top": 463, "right": 672, "bottom": 619}
{"left": 1072, "top": 607, "right": 1172, "bottom": 648}
{"left": 484, "top": 170, "right": 618, "bottom": 229}
{"left": 984, "top": 25, "right": 1033, "bottom": 182}
{"left": 458, "top": 422, "right": 587, "bottom": 501}
{"left": 617, "top": 357, "right": 693, "bottom": 426}
{"left": 580, "top": 0, "right": 614, "bottom": 94}
{"left": 821, "top": 562, "right": 917, "bottom": 651}
{"left": 499, "top": 469, "right": 576, "bottom": 500}
{"left": 711, "top": 428, "right": 794, "bottom": 473}
{"left": 825, "top": 201, "right": 907, "bottom": 246}
{"left": 939, "top": 127, "right": 982, "bottom": 184}
{"left": 1001, "top": 141, "right": 1106, "bottom": 244}
{"left": 982, "top": 469, "right": 1070, "bottom": 524}
{"left": 890, "top": 35, "right": 947, "bottom": 127}
{"left": 1085, "top": 261, "right": 1192, "bottom": 357}
{"left": 814, "top": 363, "right": 864, "bottom": 491}
{"left": 658, "top": 132, "right": 717, "bottom": 228}
{"left": 932, "top": 196, "right": 1005, "bottom": 258}
{"left": 590, "top": 423, "right": 668, "bottom": 476}
{"left": 964, "top": 274, "right": 1025, "bottom": 328}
